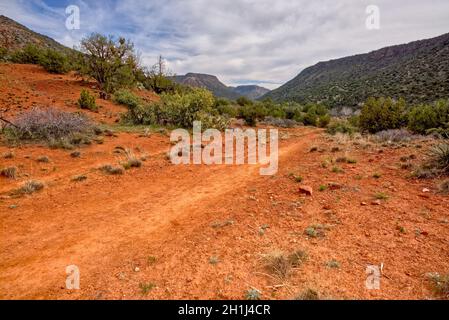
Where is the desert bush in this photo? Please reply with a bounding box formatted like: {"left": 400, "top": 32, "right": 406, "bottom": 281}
{"left": 262, "top": 249, "right": 307, "bottom": 279}
{"left": 326, "top": 119, "right": 357, "bottom": 135}
{"left": 245, "top": 289, "right": 261, "bottom": 300}
{"left": 0, "top": 47, "right": 8, "bottom": 61}
{"left": 295, "top": 289, "right": 320, "bottom": 300}
{"left": 78, "top": 34, "right": 140, "bottom": 96}
{"left": 120, "top": 88, "right": 228, "bottom": 130}
{"left": 263, "top": 116, "right": 298, "bottom": 128}
{"left": 426, "top": 143, "right": 449, "bottom": 175}
{"left": 72, "top": 174, "right": 87, "bottom": 182}
{"left": 427, "top": 273, "right": 449, "bottom": 297}
{"left": 10, "top": 44, "right": 44, "bottom": 64}
{"left": 37, "top": 156, "right": 50, "bottom": 163}
{"left": 236, "top": 96, "right": 253, "bottom": 107}
{"left": 0, "top": 166, "right": 17, "bottom": 179}
{"left": 100, "top": 165, "right": 124, "bottom": 175}
{"left": 438, "top": 180, "right": 449, "bottom": 194}
{"left": 374, "top": 129, "right": 418, "bottom": 143}
{"left": 359, "top": 97, "right": 407, "bottom": 133}
{"left": 78, "top": 90, "right": 98, "bottom": 111}
{"left": 121, "top": 149, "right": 142, "bottom": 169}
{"left": 317, "top": 114, "right": 331, "bottom": 128}
{"left": 408, "top": 100, "right": 449, "bottom": 135}
{"left": 5, "top": 108, "right": 95, "bottom": 147}
{"left": 39, "top": 49, "right": 69, "bottom": 74}
{"left": 14, "top": 180, "right": 44, "bottom": 195}
{"left": 2, "top": 151, "right": 15, "bottom": 159}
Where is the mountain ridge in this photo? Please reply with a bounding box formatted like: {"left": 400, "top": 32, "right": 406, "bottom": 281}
{"left": 0, "top": 15, "right": 72, "bottom": 53}
{"left": 171, "top": 73, "right": 270, "bottom": 100}
{"left": 262, "top": 32, "right": 449, "bottom": 107}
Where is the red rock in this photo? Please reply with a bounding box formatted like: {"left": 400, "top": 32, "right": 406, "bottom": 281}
{"left": 299, "top": 186, "right": 313, "bottom": 196}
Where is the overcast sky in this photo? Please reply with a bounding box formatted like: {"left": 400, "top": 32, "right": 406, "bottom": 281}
{"left": 1, "top": 0, "right": 449, "bottom": 89}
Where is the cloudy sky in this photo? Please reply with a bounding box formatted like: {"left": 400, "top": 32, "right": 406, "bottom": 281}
{"left": 1, "top": 0, "right": 449, "bottom": 89}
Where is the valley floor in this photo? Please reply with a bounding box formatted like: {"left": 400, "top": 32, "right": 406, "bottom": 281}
{"left": 0, "top": 64, "right": 448, "bottom": 300}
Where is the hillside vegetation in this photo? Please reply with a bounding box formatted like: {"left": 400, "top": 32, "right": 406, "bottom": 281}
{"left": 264, "top": 33, "right": 449, "bottom": 108}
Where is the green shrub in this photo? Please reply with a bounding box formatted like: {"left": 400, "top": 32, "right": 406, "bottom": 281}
{"left": 0, "top": 47, "right": 7, "bottom": 61}
{"left": 317, "top": 114, "right": 331, "bottom": 128}
{"left": 326, "top": 119, "right": 357, "bottom": 135}
{"left": 236, "top": 96, "right": 253, "bottom": 107}
{"left": 359, "top": 97, "right": 407, "bottom": 133}
{"left": 40, "top": 49, "right": 69, "bottom": 74}
{"left": 78, "top": 34, "right": 140, "bottom": 95}
{"left": 10, "top": 44, "right": 44, "bottom": 64}
{"left": 408, "top": 100, "right": 449, "bottom": 135}
{"left": 427, "top": 143, "right": 449, "bottom": 175}
{"left": 78, "top": 90, "right": 98, "bottom": 111}
{"left": 120, "top": 88, "right": 228, "bottom": 130}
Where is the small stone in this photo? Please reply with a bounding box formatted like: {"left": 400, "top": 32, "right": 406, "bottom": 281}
{"left": 361, "top": 202, "right": 368, "bottom": 206}
{"left": 134, "top": 267, "right": 140, "bottom": 272}
{"left": 299, "top": 186, "right": 313, "bottom": 196}
{"left": 422, "top": 188, "right": 430, "bottom": 193}
{"left": 372, "top": 200, "right": 381, "bottom": 206}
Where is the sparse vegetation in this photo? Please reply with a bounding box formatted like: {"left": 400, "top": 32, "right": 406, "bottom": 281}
{"left": 305, "top": 224, "right": 329, "bottom": 238}
{"left": 0, "top": 166, "right": 17, "bottom": 179}
{"left": 139, "top": 282, "right": 156, "bottom": 295}
{"left": 4, "top": 108, "right": 96, "bottom": 148}
{"left": 78, "top": 90, "right": 98, "bottom": 111}
{"left": 295, "top": 288, "right": 320, "bottom": 300}
{"left": 326, "top": 260, "right": 340, "bottom": 269}
{"left": 2, "top": 151, "right": 15, "bottom": 159}
{"left": 245, "top": 289, "right": 261, "bottom": 300}
{"left": 72, "top": 175, "right": 87, "bottom": 182}
{"left": 374, "top": 192, "right": 389, "bottom": 200}
{"left": 37, "top": 156, "right": 50, "bottom": 163}
{"left": 438, "top": 180, "right": 449, "bottom": 194}
{"left": 261, "top": 249, "right": 308, "bottom": 279}
{"left": 100, "top": 165, "right": 124, "bottom": 175}
{"left": 427, "top": 273, "right": 449, "bottom": 298}
{"left": 13, "top": 180, "right": 44, "bottom": 195}
{"left": 121, "top": 149, "right": 142, "bottom": 170}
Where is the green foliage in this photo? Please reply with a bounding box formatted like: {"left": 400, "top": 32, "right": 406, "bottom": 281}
{"left": 0, "top": 47, "right": 7, "bottom": 61}
{"left": 236, "top": 96, "right": 253, "bottom": 107}
{"left": 78, "top": 90, "right": 98, "bottom": 111}
{"left": 326, "top": 119, "right": 357, "bottom": 135}
{"left": 78, "top": 34, "right": 140, "bottom": 95}
{"left": 317, "top": 114, "right": 331, "bottom": 128}
{"left": 359, "top": 97, "right": 407, "bottom": 133}
{"left": 408, "top": 100, "right": 449, "bottom": 135}
{"left": 118, "top": 88, "right": 229, "bottom": 130}
{"left": 10, "top": 44, "right": 44, "bottom": 64}
{"left": 39, "top": 49, "right": 69, "bottom": 74}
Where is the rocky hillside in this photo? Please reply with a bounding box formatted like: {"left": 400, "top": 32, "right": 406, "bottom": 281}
{"left": 0, "top": 15, "right": 70, "bottom": 52}
{"left": 231, "top": 85, "right": 270, "bottom": 100}
{"left": 171, "top": 73, "right": 270, "bottom": 100}
{"left": 263, "top": 32, "right": 449, "bottom": 108}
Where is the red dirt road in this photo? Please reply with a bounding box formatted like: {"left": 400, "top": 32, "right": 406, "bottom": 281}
{"left": 0, "top": 64, "right": 448, "bottom": 300}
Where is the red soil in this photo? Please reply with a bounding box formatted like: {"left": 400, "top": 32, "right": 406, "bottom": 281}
{"left": 0, "top": 64, "right": 448, "bottom": 300}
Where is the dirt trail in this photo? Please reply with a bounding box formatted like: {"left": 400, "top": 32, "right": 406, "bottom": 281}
{"left": 0, "top": 129, "right": 318, "bottom": 299}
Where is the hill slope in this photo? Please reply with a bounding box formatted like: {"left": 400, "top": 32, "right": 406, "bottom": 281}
{"left": 0, "top": 15, "right": 71, "bottom": 53}
{"left": 171, "top": 73, "right": 270, "bottom": 100}
{"left": 231, "top": 85, "right": 270, "bottom": 100}
{"left": 263, "top": 33, "right": 449, "bottom": 107}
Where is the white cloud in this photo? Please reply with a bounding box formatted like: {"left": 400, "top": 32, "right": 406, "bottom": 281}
{"left": 1, "top": 0, "right": 449, "bottom": 89}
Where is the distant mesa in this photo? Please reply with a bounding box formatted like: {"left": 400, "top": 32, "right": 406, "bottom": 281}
{"left": 170, "top": 73, "right": 270, "bottom": 100}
